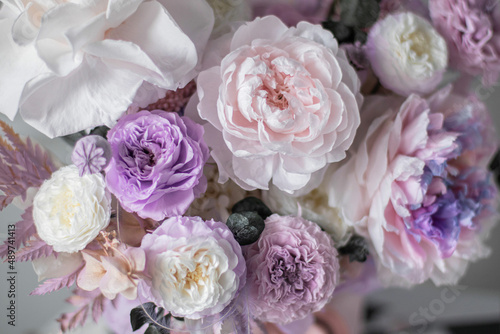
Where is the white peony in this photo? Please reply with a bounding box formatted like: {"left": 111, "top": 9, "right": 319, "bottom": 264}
{"left": 366, "top": 12, "right": 448, "bottom": 96}
{"left": 33, "top": 165, "right": 111, "bottom": 253}
{"left": 0, "top": 0, "right": 214, "bottom": 137}
{"left": 140, "top": 216, "right": 246, "bottom": 319}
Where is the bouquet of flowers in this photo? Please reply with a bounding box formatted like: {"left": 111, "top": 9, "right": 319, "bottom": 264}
{"left": 1, "top": 0, "right": 499, "bottom": 333}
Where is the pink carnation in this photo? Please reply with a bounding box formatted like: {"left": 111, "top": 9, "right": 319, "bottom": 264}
{"left": 430, "top": 0, "right": 500, "bottom": 85}
{"left": 246, "top": 214, "right": 339, "bottom": 324}
{"left": 195, "top": 16, "right": 361, "bottom": 194}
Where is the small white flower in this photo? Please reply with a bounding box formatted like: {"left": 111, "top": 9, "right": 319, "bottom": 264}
{"left": 33, "top": 165, "right": 111, "bottom": 253}
{"left": 366, "top": 12, "right": 448, "bottom": 96}
{"left": 263, "top": 184, "right": 352, "bottom": 244}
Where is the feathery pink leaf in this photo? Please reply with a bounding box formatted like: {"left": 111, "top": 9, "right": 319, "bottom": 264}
{"left": 30, "top": 263, "right": 84, "bottom": 296}
{"left": 58, "top": 289, "right": 105, "bottom": 332}
{"left": 0, "top": 120, "right": 56, "bottom": 210}
{"left": 15, "top": 238, "right": 54, "bottom": 262}
{"left": 0, "top": 207, "right": 37, "bottom": 259}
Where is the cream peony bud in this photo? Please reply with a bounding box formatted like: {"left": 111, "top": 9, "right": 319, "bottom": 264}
{"left": 33, "top": 165, "right": 111, "bottom": 253}
{"left": 366, "top": 12, "right": 448, "bottom": 96}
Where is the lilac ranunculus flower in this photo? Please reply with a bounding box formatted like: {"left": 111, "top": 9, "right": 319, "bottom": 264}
{"left": 246, "top": 214, "right": 339, "bottom": 324}
{"left": 429, "top": 0, "right": 500, "bottom": 85}
{"left": 105, "top": 110, "right": 209, "bottom": 221}
{"left": 140, "top": 216, "right": 246, "bottom": 319}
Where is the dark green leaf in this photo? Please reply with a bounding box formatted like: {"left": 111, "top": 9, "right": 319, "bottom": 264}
{"left": 130, "top": 302, "right": 170, "bottom": 333}
{"left": 232, "top": 196, "right": 273, "bottom": 219}
{"left": 340, "top": 0, "right": 380, "bottom": 29}
{"left": 322, "top": 21, "right": 355, "bottom": 44}
{"left": 227, "top": 211, "right": 265, "bottom": 246}
{"left": 338, "top": 235, "right": 370, "bottom": 262}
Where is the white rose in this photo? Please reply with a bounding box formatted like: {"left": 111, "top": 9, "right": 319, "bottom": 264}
{"left": 366, "top": 12, "right": 448, "bottom": 96}
{"left": 0, "top": 0, "right": 214, "bottom": 137}
{"left": 33, "top": 165, "right": 111, "bottom": 253}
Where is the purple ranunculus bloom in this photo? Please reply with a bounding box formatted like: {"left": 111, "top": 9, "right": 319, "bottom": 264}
{"left": 430, "top": 0, "right": 500, "bottom": 85}
{"left": 105, "top": 110, "right": 209, "bottom": 221}
{"left": 246, "top": 214, "right": 339, "bottom": 324}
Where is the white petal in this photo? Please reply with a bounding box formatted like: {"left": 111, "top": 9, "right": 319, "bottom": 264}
{"left": 230, "top": 16, "right": 288, "bottom": 51}
{"left": 106, "top": 1, "right": 198, "bottom": 89}
{"left": 159, "top": 0, "right": 214, "bottom": 84}
{"left": 105, "top": 0, "right": 143, "bottom": 28}
{"left": 0, "top": 17, "right": 47, "bottom": 120}
{"left": 19, "top": 56, "right": 143, "bottom": 138}
{"left": 35, "top": 3, "right": 95, "bottom": 75}
{"left": 32, "top": 252, "right": 83, "bottom": 282}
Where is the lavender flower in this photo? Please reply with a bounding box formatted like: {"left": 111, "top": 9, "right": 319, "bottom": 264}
{"left": 72, "top": 135, "right": 111, "bottom": 176}
{"left": 105, "top": 110, "right": 209, "bottom": 221}
{"left": 246, "top": 214, "right": 339, "bottom": 324}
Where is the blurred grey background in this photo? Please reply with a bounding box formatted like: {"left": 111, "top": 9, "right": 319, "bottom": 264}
{"left": 0, "top": 76, "right": 499, "bottom": 334}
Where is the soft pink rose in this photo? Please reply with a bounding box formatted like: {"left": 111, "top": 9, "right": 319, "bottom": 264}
{"left": 194, "top": 16, "right": 362, "bottom": 194}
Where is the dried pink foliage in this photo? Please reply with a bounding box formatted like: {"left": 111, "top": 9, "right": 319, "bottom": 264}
{"left": 58, "top": 289, "right": 106, "bottom": 332}
{"left": 30, "top": 262, "right": 84, "bottom": 295}
{"left": 0, "top": 120, "right": 57, "bottom": 209}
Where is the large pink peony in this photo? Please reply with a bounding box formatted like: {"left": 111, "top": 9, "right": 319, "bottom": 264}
{"left": 327, "top": 88, "right": 498, "bottom": 286}
{"left": 195, "top": 16, "right": 362, "bottom": 194}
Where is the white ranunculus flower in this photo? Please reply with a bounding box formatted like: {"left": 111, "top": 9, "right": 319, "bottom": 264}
{"left": 0, "top": 0, "right": 214, "bottom": 137}
{"left": 366, "top": 12, "right": 448, "bottom": 96}
{"left": 33, "top": 165, "right": 111, "bottom": 253}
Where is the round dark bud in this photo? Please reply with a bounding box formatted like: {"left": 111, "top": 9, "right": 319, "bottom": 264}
{"left": 338, "top": 235, "right": 370, "bottom": 262}
{"left": 231, "top": 197, "right": 273, "bottom": 219}
{"left": 227, "top": 211, "right": 265, "bottom": 246}
{"left": 322, "top": 21, "right": 355, "bottom": 44}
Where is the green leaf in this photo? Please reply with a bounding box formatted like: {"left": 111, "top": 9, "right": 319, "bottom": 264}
{"left": 340, "top": 0, "right": 380, "bottom": 29}
{"left": 130, "top": 302, "right": 170, "bottom": 333}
